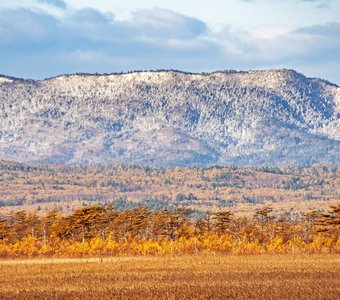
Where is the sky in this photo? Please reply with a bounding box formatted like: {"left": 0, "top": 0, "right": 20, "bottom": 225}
{"left": 0, "top": 0, "right": 339, "bottom": 84}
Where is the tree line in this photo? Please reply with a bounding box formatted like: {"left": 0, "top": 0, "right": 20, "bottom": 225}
{"left": 0, "top": 204, "right": 339, "bottom": 258}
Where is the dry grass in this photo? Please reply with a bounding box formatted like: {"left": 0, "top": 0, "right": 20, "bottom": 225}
{"left": 0, "top": 255, "right": 339, "bottom": 299}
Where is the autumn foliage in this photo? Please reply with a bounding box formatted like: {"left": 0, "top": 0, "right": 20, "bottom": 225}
{"left": 0, "top": 204, "right": 339, "bottom": 258}
{"left": 1, "top": 161, "right": 339, "bottom": 217}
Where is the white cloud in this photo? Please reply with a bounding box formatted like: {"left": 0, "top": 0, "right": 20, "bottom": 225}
{"left": 0, "top": 6, "right": 339, "bottom": 84}
{"left": 37, "top": 0, "right": 66, "bottom": 9}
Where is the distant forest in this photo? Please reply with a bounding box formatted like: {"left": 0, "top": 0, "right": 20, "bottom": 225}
{"left": 0, "top": 161, "right": 338, "bottom": 217}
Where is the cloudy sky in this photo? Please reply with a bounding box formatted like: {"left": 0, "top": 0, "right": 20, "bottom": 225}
{"left": 1, "top": 0, "right": 339, "bottom": 84}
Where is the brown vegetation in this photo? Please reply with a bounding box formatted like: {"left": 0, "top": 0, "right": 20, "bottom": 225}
{"left": 0, "top": 255, "right": 339, "bottom": 299}
{"left": 0, "top": 161, "right": 339, "bottom": 216}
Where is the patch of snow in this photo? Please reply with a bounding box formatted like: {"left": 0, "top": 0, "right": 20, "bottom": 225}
{"left": 0, "top": 77, "right": 12, "bottom": 84}
{"left": 334, "top": 88, "right": 340, "bottom": 112}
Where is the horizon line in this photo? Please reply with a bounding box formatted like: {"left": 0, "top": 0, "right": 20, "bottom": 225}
{"left": 0, "top": 68, "right": 338, "bottom": 87}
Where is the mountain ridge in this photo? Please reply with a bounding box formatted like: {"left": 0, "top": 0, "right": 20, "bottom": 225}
{"left": 1, "top": 68, "right": 338, "bottom": 87}
{"left": 0, "top": 69, "right": 339, "bottom": 167}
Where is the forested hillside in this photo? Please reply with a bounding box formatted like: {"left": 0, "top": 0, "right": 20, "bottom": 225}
{"left": 0, "top": 69, "right": 339, "bottom": 166}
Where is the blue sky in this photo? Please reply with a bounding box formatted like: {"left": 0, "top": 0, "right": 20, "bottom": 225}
{"left": 0, "top": 0, "right": 339, "bottom": 84}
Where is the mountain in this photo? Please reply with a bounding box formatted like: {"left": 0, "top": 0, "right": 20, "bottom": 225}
{"left": 0, "top": 69, "right": 339, "bottom": 167}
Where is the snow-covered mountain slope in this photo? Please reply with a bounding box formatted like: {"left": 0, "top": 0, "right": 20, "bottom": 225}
{"left": 0, "top": 69, "right": 339, "bottom": 166}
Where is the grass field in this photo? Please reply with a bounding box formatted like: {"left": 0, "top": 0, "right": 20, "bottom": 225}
{"left": 0, "top": 255, "right": 339, "bottom": 299}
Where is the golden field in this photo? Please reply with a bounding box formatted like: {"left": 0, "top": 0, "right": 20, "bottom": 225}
{"left": 0, "top": 255, "right": 339, "bottom": 299}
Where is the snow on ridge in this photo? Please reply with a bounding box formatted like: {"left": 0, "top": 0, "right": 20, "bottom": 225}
{"left": 33, "top": 68, "right": 335, "bottom": 96}
{"left": 0, "top": 77, "right": 13, "bottom": 84}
